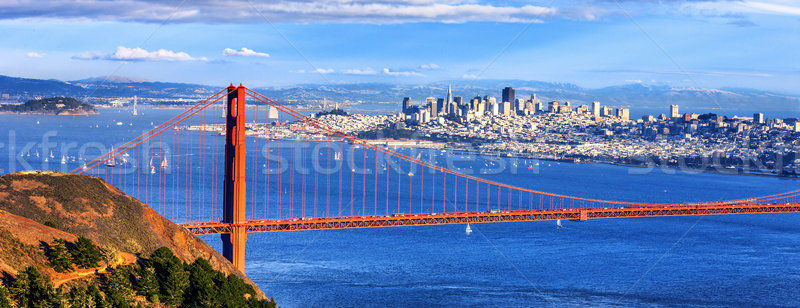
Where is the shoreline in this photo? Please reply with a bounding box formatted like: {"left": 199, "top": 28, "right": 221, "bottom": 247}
{"left": 0, "top": 110, "right": 99, "bottom": 116}
{"left": 441, "top": 146, "right": 799, "bottom": 180}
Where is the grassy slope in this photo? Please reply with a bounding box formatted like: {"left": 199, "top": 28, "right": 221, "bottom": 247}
{"left": 0, "top": 171, "right": 264, "bottom": 298}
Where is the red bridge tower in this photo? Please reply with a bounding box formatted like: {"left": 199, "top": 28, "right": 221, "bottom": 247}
{"left": 222, "top": 84, "right": 247, "bottom": 272}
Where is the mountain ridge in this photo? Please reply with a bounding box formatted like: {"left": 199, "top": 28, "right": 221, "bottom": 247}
{"left": 0, "top": 74, "right": 797, "bottom": 115}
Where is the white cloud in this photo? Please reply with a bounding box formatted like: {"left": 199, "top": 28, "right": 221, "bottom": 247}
{"left": 26, "top": 52, "right": 44, "bottom": 58}
{"left": 383, "top": 68, "right": 424, "bottom": 77}
{"left": 315, "top": 68, "right": 334, "bottom": 74}
{"left": 462, "top": 73, "right": 480, "bottom": 79}
{"left": 223, "top": 47, "right": 270, "bottom": 58}
{"left": 342, "top": 68, "right": 377, "bottom": 75}
{"left": 73, "top": 46, "right": 207, "bottom": 62}
{"left": 419, "top": 63, "right": 440, "bottom": 70}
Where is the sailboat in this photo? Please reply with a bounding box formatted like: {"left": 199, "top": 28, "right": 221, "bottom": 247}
{"left": 334, "top": 152, "right": 342, "bottom": 161}
{"left": 160, "top": 157, "right": 169, "bottom": 169}
{"left": 465, "top": 223, "right": 472, "bottom": 234}
{"left": 557, "top": 219, "right": 563, "bottom": 228}
{"left": 148, "top": 157, "right": 156, "bottom": 174}
{"left": 60, "top": 156, "right": 67, "bottom": 165}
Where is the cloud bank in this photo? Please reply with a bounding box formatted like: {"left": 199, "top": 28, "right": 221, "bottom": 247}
{"left": 1, "top": 0, "right": 558, "bottom": 23}
{"left": 73, "top": 46, "right": 207, "bottom": 62}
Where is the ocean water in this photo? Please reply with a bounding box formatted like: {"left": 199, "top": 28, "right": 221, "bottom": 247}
{"left": 1, "top": 108, "right": 799, "bottom": 307}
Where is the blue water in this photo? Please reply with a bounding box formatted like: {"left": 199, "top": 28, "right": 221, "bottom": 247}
{"left": 1, "top": 109, "right": 799, "bottom": 307}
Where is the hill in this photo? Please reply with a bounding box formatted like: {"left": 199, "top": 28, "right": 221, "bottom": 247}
{"left": 0, "top": 97, "right": 98, "bottom": 115}
{"left": 0, "top": 171, "right": 271, "bottom": 305}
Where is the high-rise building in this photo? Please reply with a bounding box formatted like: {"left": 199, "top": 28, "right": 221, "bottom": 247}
{"left": 500, "top": 101, "right": 512, "bottom": 115}
{"left": 429, "top": 101, "right": 438, "bottom": 118}
{"left": 402, "top": 97, "right": 412, "bottom": 114}
{"left": 548, "top": 101, "right": 559, "bottom": 113}
{"left": 753, "top": 112, "right": 764, "bottom": 124}
{"left": 670, "top": 105, "right": 679, "bottom": 118}
{"left": 534, "top": 102, "right": 544, "bottom": 113}
{"left": 601, "top": 106, "right": 612, "bottom": 117}
{"left": 616, "top": 108, "right": 630, "bottom": 120}
{"left": 446, "top": 84, "right": 453, "bottom": 107}
{"left": 454, "top": 96, "right": 463, "bottom": 106}
{"left": 502, "top": 87, "right": 515, "bottom": 104}
{"left": 592, "top": 101, "right": 601, "bottom": 117}
{"left": 436, "top": 98, "right": 445, "bottom": 114}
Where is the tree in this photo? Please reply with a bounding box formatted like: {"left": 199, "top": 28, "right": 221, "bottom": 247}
{"left": 67, "top": 286, "right": 95, "bottom": 308}
{"left": 133, "top": 264, "right": 159, "bottom": 303}
{"left": 183, "top": 258, "right": 219, "bottom": 308}
{"left": 71, "top": 236, "right": 101, "bottom": 269}
{"left": 8, "top": 266, "right": 61, "bottom": 307}
{"left": 148, "top": 247, "right": 188, "bottom": 305}
{"left": 0, "top": 284, "right": 12, "bottom": 308}
{"left": 102, "top": 265, "right": 133, "bottom": 308}
{"left": 46, "top": 238, "right": 74, "bottom": 272}
{"left": 86, "top": 284, "right": 109, "bottom": 308}
{"left": 217, "top": 274, "right": 255, "bottom": 308}
{"left": 99, "top": 246, "right": 119, "bottom": 266}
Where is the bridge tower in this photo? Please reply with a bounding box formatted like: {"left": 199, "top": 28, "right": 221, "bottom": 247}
{"left": 221, "top": 84, "right": 247, "bottom": 272}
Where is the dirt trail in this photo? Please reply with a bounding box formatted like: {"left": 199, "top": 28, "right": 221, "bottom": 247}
{"left": 53, "top": 253, "right": 136, "bottom": 287}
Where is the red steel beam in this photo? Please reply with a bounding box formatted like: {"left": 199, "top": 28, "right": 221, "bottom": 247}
{"left": 181, "top": 203, "right": 800, "bottom": 235}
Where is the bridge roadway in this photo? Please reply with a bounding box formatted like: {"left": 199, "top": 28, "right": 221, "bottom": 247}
{"left": 180, "top": 203, "right": 800, "bottom": 234}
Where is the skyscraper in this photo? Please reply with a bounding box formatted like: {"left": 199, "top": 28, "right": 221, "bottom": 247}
{"left": 402, "top": 97, "right": 412, "bottom": 114}
{"left": 616, "top": 108, "right": 630, "bottom": 120}
{"left": 446, "top": 84, "right": 453, "bottom": 108}
{"left": 592, "top": 101, "right": 601, "bottom": 118}
{"left": 753, "top": 112, "right": 764, "bottom": 124}
{"left": 502, "top": 87, "right": 515, "bottom": 104}
{"left": 670, "top": 105, "right": 679, "bottom": 118}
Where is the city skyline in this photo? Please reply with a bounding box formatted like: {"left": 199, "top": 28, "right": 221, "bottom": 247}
{"left": 0, "top": 1, "right": 797, "bottom": 94}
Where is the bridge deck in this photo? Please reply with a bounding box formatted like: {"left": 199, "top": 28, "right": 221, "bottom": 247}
{"left": 180, "top": 203, "right": 800, "bottom": 234}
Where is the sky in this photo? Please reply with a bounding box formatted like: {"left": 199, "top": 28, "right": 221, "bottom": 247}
{"left": 0, "top": 0, "right": 798, "bottom": 94}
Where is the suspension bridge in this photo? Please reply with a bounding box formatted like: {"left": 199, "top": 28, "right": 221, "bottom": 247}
{"left": 70, "top": 84, "right": 800, "bottom": 271}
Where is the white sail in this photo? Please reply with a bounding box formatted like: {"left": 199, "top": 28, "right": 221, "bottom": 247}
{"left": 465, "top": 223, "right": 472, "bottom": 234}
{"left": 557, "top": 219, "right": 563, "bottom": 228}
{"left": 160, "top": 157, "right": 169, "bottom": 169}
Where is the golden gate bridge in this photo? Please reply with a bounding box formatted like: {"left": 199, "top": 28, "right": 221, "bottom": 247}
{"left": 70, "top": 84, "right": 800, "bottom": 271}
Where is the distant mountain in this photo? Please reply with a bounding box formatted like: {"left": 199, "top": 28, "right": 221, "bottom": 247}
{"left": 74, "top": 75, "right": 151, "bottom": 83}
{"left": 0, "top": 74, "right": 797, "bottom": 116}
{"left": 0, "top": 75, "right": 85, "bottom": 97}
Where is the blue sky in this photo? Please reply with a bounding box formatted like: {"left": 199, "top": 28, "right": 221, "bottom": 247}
{"left": 0, "top": 0, "right": 798, "bottom": 93}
